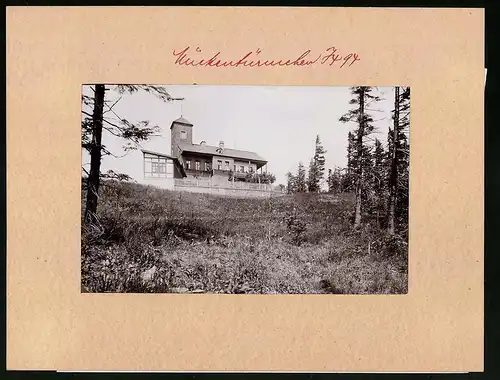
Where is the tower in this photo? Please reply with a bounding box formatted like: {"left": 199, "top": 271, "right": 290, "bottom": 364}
{"left": 170, "top": 116, "right": 193, "bottom": 158}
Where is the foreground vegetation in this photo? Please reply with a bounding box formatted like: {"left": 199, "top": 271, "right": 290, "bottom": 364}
{"left": 81, "top": 180, "right": 408, "bottom": 294}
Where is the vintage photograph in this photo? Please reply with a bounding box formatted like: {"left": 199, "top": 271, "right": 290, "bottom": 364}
{"left": 81, "top": 85, "right": 410, "bottom": 294}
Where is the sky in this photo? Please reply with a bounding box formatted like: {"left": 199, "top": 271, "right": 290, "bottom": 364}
{"left": 82, "top": 85, "right": 395, "bottom": 187}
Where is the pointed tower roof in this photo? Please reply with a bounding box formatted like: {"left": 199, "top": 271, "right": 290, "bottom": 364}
{"left": 170, "top": 116, "right": 193, "bottom": 128}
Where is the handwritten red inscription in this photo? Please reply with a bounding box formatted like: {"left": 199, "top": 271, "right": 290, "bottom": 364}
{"left": 172, "top": 47, "right": 360, "bottom": 68}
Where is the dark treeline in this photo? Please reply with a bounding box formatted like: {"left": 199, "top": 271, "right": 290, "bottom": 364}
{"left": 286, "top": 86, "right": 410, "bottom": 237}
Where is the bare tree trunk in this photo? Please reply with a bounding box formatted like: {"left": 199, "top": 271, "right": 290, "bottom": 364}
{"left": 387, "top": 86, "right": 400, "bottom": 235}
{"left": 353, "top": 87, "right": 365, "bottom": 229}
{"left": 84, "top": 84, "right": 105, "bottom": 224}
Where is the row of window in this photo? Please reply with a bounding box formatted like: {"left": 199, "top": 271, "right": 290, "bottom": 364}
{"left": 185, "top": 159, "right": 253, "bottom": 173}
{"left": 185, "top": 160, "right": 211, "bottom": 171}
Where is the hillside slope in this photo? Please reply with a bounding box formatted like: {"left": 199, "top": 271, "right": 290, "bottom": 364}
{"left": 82, "top": 180, "right": 408, "bottom": 294}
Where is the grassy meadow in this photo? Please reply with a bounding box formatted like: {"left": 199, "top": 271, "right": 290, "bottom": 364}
{"left": 81, "top": 180, "right": 408, "bottom": 294}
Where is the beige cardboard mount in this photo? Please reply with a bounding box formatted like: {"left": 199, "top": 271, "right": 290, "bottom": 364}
{"left": 6, "top": 7, "right": 484, "bottom": 372}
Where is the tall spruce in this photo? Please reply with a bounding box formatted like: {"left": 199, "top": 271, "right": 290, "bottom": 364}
{"left": 307, "top": 135, "right": 327, "bottom": 192}
{"left": 369, "top": 138, "right": 387, "bottom": 226}
{"left": 344, "top": 131, "right": 356, "bottom": 192}
{"left": 327, "top": 169, "right": 334, "bottom": 193}
{"left": 339, "top": 86, "right": 380, "bottom": 229}
{"left": 286, "top": 171, "right": 297, "bottom": 194}
{"left": 395, "top": 87, "right": 410, "bottom": 233}
{"left": 387, "top": 86, "right": 410, "bottom": 235}
{"left": 82, "top": 85, "right": 183, "bottom": 224}
{"left": 296, "top": 162, "right": 307, "bottom": 193}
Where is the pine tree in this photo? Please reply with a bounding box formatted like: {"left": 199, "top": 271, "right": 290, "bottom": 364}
{"left": 307, "top": 135, "right": 327, "bottom": 193}
{"left": 369, "top": 138, "right": 388, "bottom": 226}
{"left": 344, "top": 131, "right": 356, "bottom": 192}
{"left": 296, "top": 162, "right": 307, "bottom": 193}
{"left": 339, "top": 86, "right": 381, "bottom": 229}
{"left": 397, "top": 135, "right": 410, "bottom": 230}
{"left": 328, "top": 167, "right": 343, "bottom": 194}
{"left": 387, "top": 86, "right": 410, "bottom": 235}
{"left": 372, "top": 139, "right": 386, "bottom": 191}
{"left": 314, "top": 135, "right": 327, "bottom": 190}
{"left": 286, "top": 171, "right": 297, "bottom": 194}
{"left": 360, "top": 145, "right": 374, "bottom": 209}
{"left": 396, "top": 87, "right": 410, "bottom": 233}
{"left": 327, "top": 169, "right": 334, "bottom": 193}
{"left": 346, "top": 132, "right": 356, "bottom": 172}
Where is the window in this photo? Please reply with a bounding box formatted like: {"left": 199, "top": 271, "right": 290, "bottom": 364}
{"left": 224, "top": 161, "right": 229, "bottom": 171}
{"left": 185, "top": 160, "right": 191, "bottom": 169}
{"left": 233, "top": 165, "right": 236, "bottom": 172}
{"left": 144, "top": 154, "right": 169, "bottom": 178}
{"left": 152, "top": 162, "right": 166, "bottom": 173}
{"left": 217, "top": 160, "right": 222, "bottom": 170}
{"left": 180, "top": 130, "right": 187, "bottom": 140}
{"left": 240, "top": 166, "right": 244, "bottom": 172}
{"left": 195, "top": 160, "right": 200, "bottom": 170}
{"left": 205, "top": 161, "right": 211, "bottom": 171}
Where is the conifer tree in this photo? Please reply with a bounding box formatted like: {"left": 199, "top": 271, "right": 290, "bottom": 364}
{"left": 387, "top": 86, "right": 410, "bottom": 235}
{"left": 360, "top": 145, "right": 374, "bottom": 209}
{"left": 307, "top": 135, "right": 327, "bottom": 193}
{"left": 372, "top": 138, "right": 386, "bottom": 192}
{"left": 344, "top": 131, "right": 357, "bottom": 192}
{"left": 328, "top": 167, "right": 343, "bottom": 194}
{"left": 339, "top": 86, "right": 381, "bottom": 229}
{"left": 396, "top": 87, "right": 410, "bottom": 232}
{"left": 369, "top": 138, "right": 388, "bottom": 226}
{"left": 286, "top": 171, "right": 297, "bottom": 194}
{"left": 327, "top": 169, "right": 334, "bottom": 193}
{"left": 314, "top": 135, "right": 327, "bottom": 189}
{"left": 296, "top": 162, "right": 307, "bottom": 193}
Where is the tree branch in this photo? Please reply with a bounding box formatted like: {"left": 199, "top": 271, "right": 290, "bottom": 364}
{"left": 102, "top": 117, "right": 124, "bottom": 131}
{"left": 102, "top": 122, "right": 122, "bottom": 137}
{"left": 103, "top": 95, "right": 123, "bottom": 115}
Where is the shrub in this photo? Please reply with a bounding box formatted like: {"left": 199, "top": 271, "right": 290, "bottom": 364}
{"left": 283, "top": 210, "right": 307, "bottom": 246}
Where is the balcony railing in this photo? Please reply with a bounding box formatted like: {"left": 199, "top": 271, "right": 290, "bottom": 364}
{"left": 184, "top": 168, "right": 212, "bottom": 177}
{"left": 174, "top": 178, "right": 282, "bottom": 192}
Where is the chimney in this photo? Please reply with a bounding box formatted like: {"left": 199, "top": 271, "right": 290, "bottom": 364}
{"left": 219, "top": 141, "right": 224, "bottom": 149}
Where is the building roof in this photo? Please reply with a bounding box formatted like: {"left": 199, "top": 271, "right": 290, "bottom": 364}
{"left": 170, "top": 116, "right": 193, "bottom": 128}
{"left": 178, "top": 142, "right": 267, "bottom": 164}
{"left": 141, "top": 149, "right": 177, "bottom": 160}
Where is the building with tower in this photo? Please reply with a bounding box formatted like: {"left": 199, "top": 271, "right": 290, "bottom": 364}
{"left": 140, "top": 116, "right": 269, "bottom": 191}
